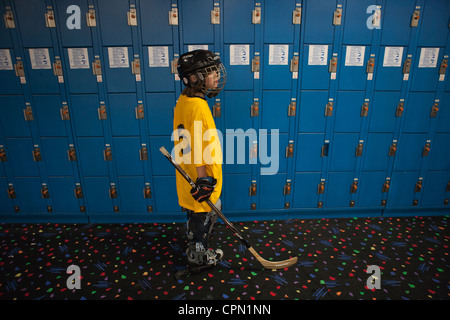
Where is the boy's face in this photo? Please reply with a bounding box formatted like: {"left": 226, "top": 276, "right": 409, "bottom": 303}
{"left": 204, "top": 71, "right": 219, "bottom": 89}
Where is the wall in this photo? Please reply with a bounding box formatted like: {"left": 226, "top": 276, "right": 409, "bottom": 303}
{"left": 0, "top": 0, "right": 449, "bottom": 223}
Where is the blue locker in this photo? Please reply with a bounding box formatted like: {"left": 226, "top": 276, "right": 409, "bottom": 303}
{"left": 436, "top": 92, "right": 450, "bottom": 133}
{"left": 292, "top": 172, "right": 321, "bottom": 208}
{"left": 33, "top": 95, "right": 67, "bottom": 137}
{"left": 83, "top": 176, "right": 114, "bottom": 213}
{"left": 63, "top": 48, "right": 98, "bottom": 94}
{"left": 24, "top": 48, "right": 59, "bottom": 94}
{"left": 261, "top": 91, "right": 290, "bottom": 133}
{"left": 0, "top": 178, "right": 15, "bottom": 213}
{"left": 70, "top": 94, "right": 104, "bottom": 137}
{"left": 428, "top": 133, "right": 450, "bottom": 171}
{"left": 223, "top": 44, "right": 254, "bottom": 91}
{"left": 403, "top": 92, "right": 435, "bottom": 133}
{"left": 0, "top": 50, "right": 22, "bottom": 94}
{"left": 338, "top": 45, "right": 369, "bottom": 91}
{"left": 263, "top": 0, "right": 296, "bottom": 44}
{"left": 76, "top": 137, "right": 109, "bottom": 176}
{"left": 380, "top": 0, "right": 416, "bottom": 46}
{"left": 0, "top": 6, "right": 14, "bottom": 48}
{"left": 108, "top": 93, "right": 140, "bottom": 136}
{"left": 103, "top": 47, "right": 135, "bottom": 93}
{"left": 334, "top": 91, "right": 365, "bottom": 133}
{"left": 421, "top": 171, "right": 450, "bottom": 207}
{"left": 143, "top": 46, "right": 175, "bottom": 92}
{"left": 223, "top": 132, "right": 252, "bottom": 175}
{"left": 358, "top": 171, "right": 386, "bottom": 207}
{"left": 117, "top": 176, "right": 147, "bottom": 212}
{"left": 363, "top": 133, "right": 393, "bottom": 171}
{"left": 113, "top": 137, "right": 144, "bottom": 176}
{"left": 97, "top": 0, "right": 132, "bottom": 46}
{"left": 152, "top": 175, "right": 179, "bottom": 212}
{"left": 303, "top": 0, "right": 336, "bottom": 44}
{"left": 369, "top": 91, "right": 400, "bottom": 133}
{"left": 149, "top": 135, "right": 175, "bottom": 176}
{"left": 394, "top": 133, "right": 427, "bottom": 171}
{"left": 410, "top": 47, "right": 444, "bottom": 92}
{"left": 325, "top": 172, "right": 354, "bottom": 208}
{"left": 329, "top": 133, "right": 359, "bottom": 172}
{"left": 263, "top": 44, "right": 293, "bottom": 90}
{"left": 14, "top": 177, "right": 46, "bottom": 213}
{"left": 0, "top": 96, "right": 31, "bottom": 137}
{"left": 140, "top": 0, "right": 174, "bottom": 45}
{"left": 48, "top": 177, "right": 80, "bottom": 213}
{"left": 342, "top": 0, "right": 374, "bottom": 45}
{"left": 259, "top": 132, "right": 288, "bottom": 175}
{"left": 417, "top": 0, "right": 450, "bottom": 47}
{"left": 259, "top": 174, "right": 286, "bottom": 209}
{"left": 295, "top": 133, "right": 324, "bottom": 172}
{"left": 223, "top": 0, "right": 255, "bottom": 44}
{"left": 224, "top": 174, "right": 252, "bottom": 211}
{"left": 374, "top": 46, "right": 407, "bottom": 92}
{"left": 4, "top": 138, "right": 40, "bottom": 177}
{"left": 13, "top": 0, "right": 52, "bottom": 47}
{"left": 41, "top": 138, "right": 73, "bottom": 176}
{"left": 298, "top": 91, "right": 328, "bottom": 133}
{"left": 300, "top": 45, "right": 331, "bottom": 90}
{"left": 181, "top": 0, "right": 214, "bottom": 45}
{"left": 224, "top": 90, "right": 253, "bottom": 130}
{"left": 388, "top": 171, "right": 419, "bottom": 208}
{"left": 55, "top": 0, "right": 93, "bottom": 47}
{"left": 147, "top": 93, "right": 176, "bottom": 136}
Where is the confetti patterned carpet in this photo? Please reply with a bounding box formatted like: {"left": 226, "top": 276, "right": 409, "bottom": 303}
{"left": 0, "top": 215, "right": 449, "bottom": 300}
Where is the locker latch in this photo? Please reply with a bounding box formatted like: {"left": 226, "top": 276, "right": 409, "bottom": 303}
{"left": 290, "top": 56, "right": 299, "bottom": 73}
{"left": 92, "top": 59, "right": 102, "bottom": 76}
{"left": 139, "top": 146, "right": 148, "bottom": 160}
{"left": 292, "top": 7, "right": 302, "bottom": 25}
{"left": 403, "top": 58, "right": 412, "bottom": 74}
{"left": 366, "top": 58, "right": 375, "bottom": 74}
{"left": 23, "top": 106, "right": 34, "bottom": 121}
{"left": 411, "top": 9, "right": 420, "bottom": 27}
{"left": 104, "top": 146, "right": 112, "bottom": 161}
{"left": 414, "top": 180, "right": 422, "bottom": 192}
{"left": 86, "top": 9, "right": 97, "bottom": 27}
{"left": 98, "top": 104, "right": 107, "bottom": 120}
{"left": 439, "top": 59, "right": 448, "bottom": 75}
{"left": 109, "top": 186, "right": 118, "bottom": 198}
{"left": 286, "top": 143, "right": 294, "bottom": 158}
{"left": 422, "top": 143, "right": 431, "bottom": 156}
{"left": 60, "top": 105, "right": 70, "bottom": 120}
{"left": 143, "top": 185, "right": 152, "bottom": 198}
{"left": 251, "top": 101, "right": 259, "bottom": 117}
{"left": 355, "top": 142, "right": 363, "bottom": 157}
{"left": 249, "top": 183, "right": 257, "bottom": 196}
{"left": 4, "top": 10, "right": 15, "bottom": 28}
{"left": 317, "top": 181, "right": 325, "bottom": 194}
{"left": 213, "top": 102, "right": 221, "bottom": 117}
{"left": 135, "top": 104, "right": 145, "bottom": 119}
{"left": 211, "top": 7, "right": 220, "bottom": 24}
{"left": 321, "top": 141, "right": 329, "bottom": 157}
{"left": 360, "top": 102, "right": 369, "bottom": 117}
{"left": 382, "top": 180, "right": 390, "bottom": 193}
{"left": 33, "top": 147, "right": 42, "bottom": 162}
{"left": 45, "top": 10, "right": 56, "bottom": 28}
{"left": 0, "top": 148, "right": 6, "bottom": 161}
{"left": 446, "top": 181, "right": 450, "bottom": 192}
{"left": 283, "top": 182, "right": 291, "bottom": 195}
{"left": 171, "top": 58, "right": 179, "bottom": 74}
{"left": 325, "top": 101, "right": 333, "bottom": 117}
{"left": 288, "top": 101, "right": 296, "bottom": 117}
{"left": 75, "top": 186, "right": 83, "bottom": 199}
{"left": 350, "top": 180, "right": 358, "bottom": 193}
{"left": 430, "top": 102, "right": 439, "bottom": 117}
{"left": 132, "top": 58, "right": 141, "bottom": 75}
{"left": 127, "top": 8, "right": 138, "bottom": 26}
{"left": 329, "top": 57, "right": 338, "bottom": 73}
{"left": 41, "top": 186, "right": 50, "bottom": 199}
{"left": 333, "top": 8, "right": 342, "bottom": 25}
{"left": 252, "top": 56, "right": 260, "bottom": 73}
{"left": 169, "top": 8, "right": 179, "bottom": 25}
{"left": 396, "top": 102, "right": 404, "bottom": 117}
{"left": 8, "top": 186, "right": 16, "bottom": 199}
{"left": 68, "top": 147, "right": 77, "bottom": 161}
{"left": 53, "top": 60, "right": 63, "bottom": 77}
{"left": 252, "top": 7, "right": 261, "bottom": 24}
{"left": 15, "top": 61, "right": 25, "bottom": 78}
{"left": 388, "top": 142, "right": 397, "bottom": 156}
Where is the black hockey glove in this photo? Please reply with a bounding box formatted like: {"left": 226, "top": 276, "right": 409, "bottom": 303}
{"left": 190, "top": 176, "right": 217, "bottom": 203}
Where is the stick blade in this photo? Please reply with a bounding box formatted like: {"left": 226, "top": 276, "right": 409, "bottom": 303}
{"left": 248, "top": 247, "right": 298, "bottom": 270}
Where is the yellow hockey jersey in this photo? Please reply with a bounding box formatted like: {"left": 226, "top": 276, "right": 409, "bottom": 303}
{"left": 173, "top": 94, "right": 223, "bottom": 213}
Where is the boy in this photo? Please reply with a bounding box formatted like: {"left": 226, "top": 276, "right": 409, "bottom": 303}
{"left": 173, "top": 50, "right": 227, "bottom": 269}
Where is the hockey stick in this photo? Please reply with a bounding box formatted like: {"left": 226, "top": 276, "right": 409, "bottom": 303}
{"left": 159, "top": 146, "right": 298, "bottom": 270}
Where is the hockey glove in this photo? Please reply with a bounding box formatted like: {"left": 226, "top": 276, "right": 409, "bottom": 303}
{"left": 190, "top": 176, "right": 217, "bottom": 203}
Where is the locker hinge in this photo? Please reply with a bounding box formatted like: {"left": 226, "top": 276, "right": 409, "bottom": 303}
{"left": 68, "top": 147, "right": 77, "bottom": 161}
{"left": 293, "top": 7, "right": 302, "bottom": 24}
{"left": 411, "top": 9, "right": 420, "bottom": 27}
{"left": 75, "top": 186, "right": 83, "bottom": 198}
{"left": 430, "top": 102, "right": 439, "bottom": 117}
{"left": 317, "top": 181, "right": 325, "bottom": 194}
{"left": 350, "top": 180, "right": 358, "bottom": 193}
{"left": 285, "top": 143, "right": 294, "bottom": 158}
{"left": 439, "top": 59, "right": 448, "bottom": 75}
{"left": 135, "top": 104, "right": 144, "bottom": 119}
{"left": 355, "top": 142, "right": 363, "bottom": 157}
{"left": 251, "top": 101, "right": 259, "bottom": 117}
{"left": 104, "top": 146, "right": 112, "bottom": 161}
{"left": 333, "top": 8, "right": 342, "bottom": 25}
{"left": 127, "top": 8, "right": 138, "bottom": 26}
{"left": 33, "top": 147, "right": 42, "bottom": 162}
{"left": 109, "top": 185, "right": 118, "bottom": 198}
{"left": 396, "top": 102, "right": 404, "bottom": 117}
{"left": 45, "top": 10, "right": 56, "bottom": 28}
{"left": 213, "top": 101, "right": 221, "bottom": 117}
{"left": 252, "top": 7, "right": 261, "bottom": 24}
{"left": 23, "top": 105, "right": 34, "bottom": 121}
{"left": 283, "top": 181, "right": 291, "bottom": 195}
{"left": 388, "top": 142, "right": 397, "bottom": 156}
{"left": 98, "top": 104, "right": 107, "bottom": 120}
{"left": 360, "top": 102, "right": 369, "bottom": 117}
{"left": 4, "top": 10, "right": 15, "bottom": 28}
{"left": 422, "top": 143, "right": 431, "bottom": 156}
{"left": 139, "top": 146, "right": 148, "bottom": 160}
{"left": 0, "top": 148, "right": 6, "bottom": 161}
{"left": 86, "top": 9, "right": 97, "bottom": 27}
{"left": 41, "top": 186, "right": 50, "bottom": 199}
{"left": 60, "top": 105, "right": 70, "bottom": 120}
{"left": 8, "top": 186, "right": 16, "bottom": 199}
{"left": 382, "top": 180, "right": 390, "bottom": 193}
{"left": 249, "top": 182, "right": 257, "bottom": 196}
{"left": 288, "top": 101, "right": 296, "bottom": 117}
{"left": 169, "top": 8, "right": 179, "bottom": 25}
{"left": 211, "top": 7, "right": 220, "bottom": 24}
{"left": 144, "top": 185, "right": 152, "bottom": 198}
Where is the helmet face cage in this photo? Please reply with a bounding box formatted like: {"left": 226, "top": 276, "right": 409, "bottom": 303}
{"left": 196, "top": 63, "right": 227, "bottom": 98}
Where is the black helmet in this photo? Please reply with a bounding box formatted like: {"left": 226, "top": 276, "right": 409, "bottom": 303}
{"left": 177, "top": 50, "right": 226, "bottom": 98}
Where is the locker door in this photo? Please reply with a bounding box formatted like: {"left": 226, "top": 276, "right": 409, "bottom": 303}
{"left": 97, "top": 0, "right": 132, "bottom": 46}
{"left": 13, "top": 0, "right": 52, "bottom": 47}
{"left": 64, "top": 48, "right": 98, "bottom": 94}
{"left": 149, "top": 136, "right": 175, "bottom": 176}
{"left": 48, "top": 177, "right": 80, "bottom": 213}
{"left": 181, "top": 0, "right": 214, "bottom": 45}
{"left": 421, "top": 171, "right": 450, "bottom": 207}
{"left": 358, "top": 172, "right": 386, "bottom": 207}
{"left": 33, "top": 95, "right": 66, "bottom": 137}
{"left": 0, "top": 178, "right": 14, "bottom": 213}
{"left": 223, "top": 90, "right": 253, "bottom": 130}
{"left": 410, "top": 47, "right": 444, "bottom": 92}
{"left": 338, "top": 45, "right": 369, "bottom": 91}
{"left": 334, "top": 91, "right": 365, "bottom": 133}
{"left": 55, "top": 0, "right": 93, "bottom": 47}
{"left": 363, "top": 133, "right": 393, "bottom": 171}
{"left": 147, "top": 93, "right": 176, "bottom": 136}
{"left": 417, "top": 0, "right": 450, "bottom": 47}
{"left": 113, "top": 137, "right": 144, "bottom": 176}
{"left": 223, "top": 44, "right": 254, "bottom": 91}
{"left": 259, "top": 174, "right": 286, "bottom": 209}
{"left": 342, "top": 0, "right": 374, "bottom": 45}
{"left": 224, "top": 132, "right": 253, "bottom": 174}
{"left": 388, "top": 171, "right": 419, "bottom": 208}
{"left": 143, "top": 46, "right": 175, "bottom": 92}
{"left": 263, "top": 44, "right": 293, "bottom": 90}
{"left": 41, "top": 138, "right": 73, "bottom": 176}
{"left": 70, "top": 94, "right": 104, "bottom": 137}
{"left": 295, "top": 133, "right": 324, "bottom": 172}
{"left": 380, "top": 0, "right": 416, "bottom": 46}
{"left": 108, "top": 93, "right": 140, "bottom": 136}
{"left": 263, "top": 0, "right": 296, "bottom": 44}
{"left": 24, "top": 48, "right": 59, "bottom": 94}
{"left": 298, "top": 91, "right": 328, "bottom": 133}
{"left": 117, "top": 176, "right": 147, "bottom": 212}
{"left": 369, "top": 91, "right": 400, "bottom": 133}
{"left": 152, "top": 175, "right": 179, "bottom": 212}
{"left": 103, "top": 47, "right": 135, "bottom": 93}
{"left": 436, "top": 93, "right": 450, "bottom": 133}
{"left": 224, "top": 174, "right": 251, "bottom": 211}
{"left": 428, "top": 133, "right": 450, "bottom": 171}
{"left": 403, "top": 92, "right": 435, "bottom": 133}
{"left": 301, "top": 45, "right": 331, "bottom": 90}
{"left": 325, "top": 172, "right": 354, "bottom": 208}
{"left": 83, "top": 177, "right": 114, "bottom": 213}
{"left": 4, "top": 138, "right": 40, "bottom": 177}
{"left": 223, "top": 0, "right": 255, "bottom": 44}
{"left": 303, "top": 0, "right": 336, "bottom": 44}
{"left": 394, "top": 133, "right": 427, "bottom": 171}
{"left": 259, "top": 132, "right": 287, "bottom": 175}
{"left": 14, "top": 177, "right": 46, "bottom": 213}
{"left": 0, "top": 96, "right": 31, "bottom": 137}
{"left": 375, "top": 46, "right": 407, "bottom": 91}
{"left": 77, "top": 137, "right": 109, "bottom": 176}
{"left": 261, "top": 91, "right": 290, "bottom": 133}
{"left": 0, "top": 50, "right": 22, "bottom": 94}
{"left": 329, "top": 133, "right": 359, "bottom": 172}
{"left": 292, "top": 172, "right": 321, "bottom": 208}
{"left": 140, "top": 0, "right": 174, "bottom": 45}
